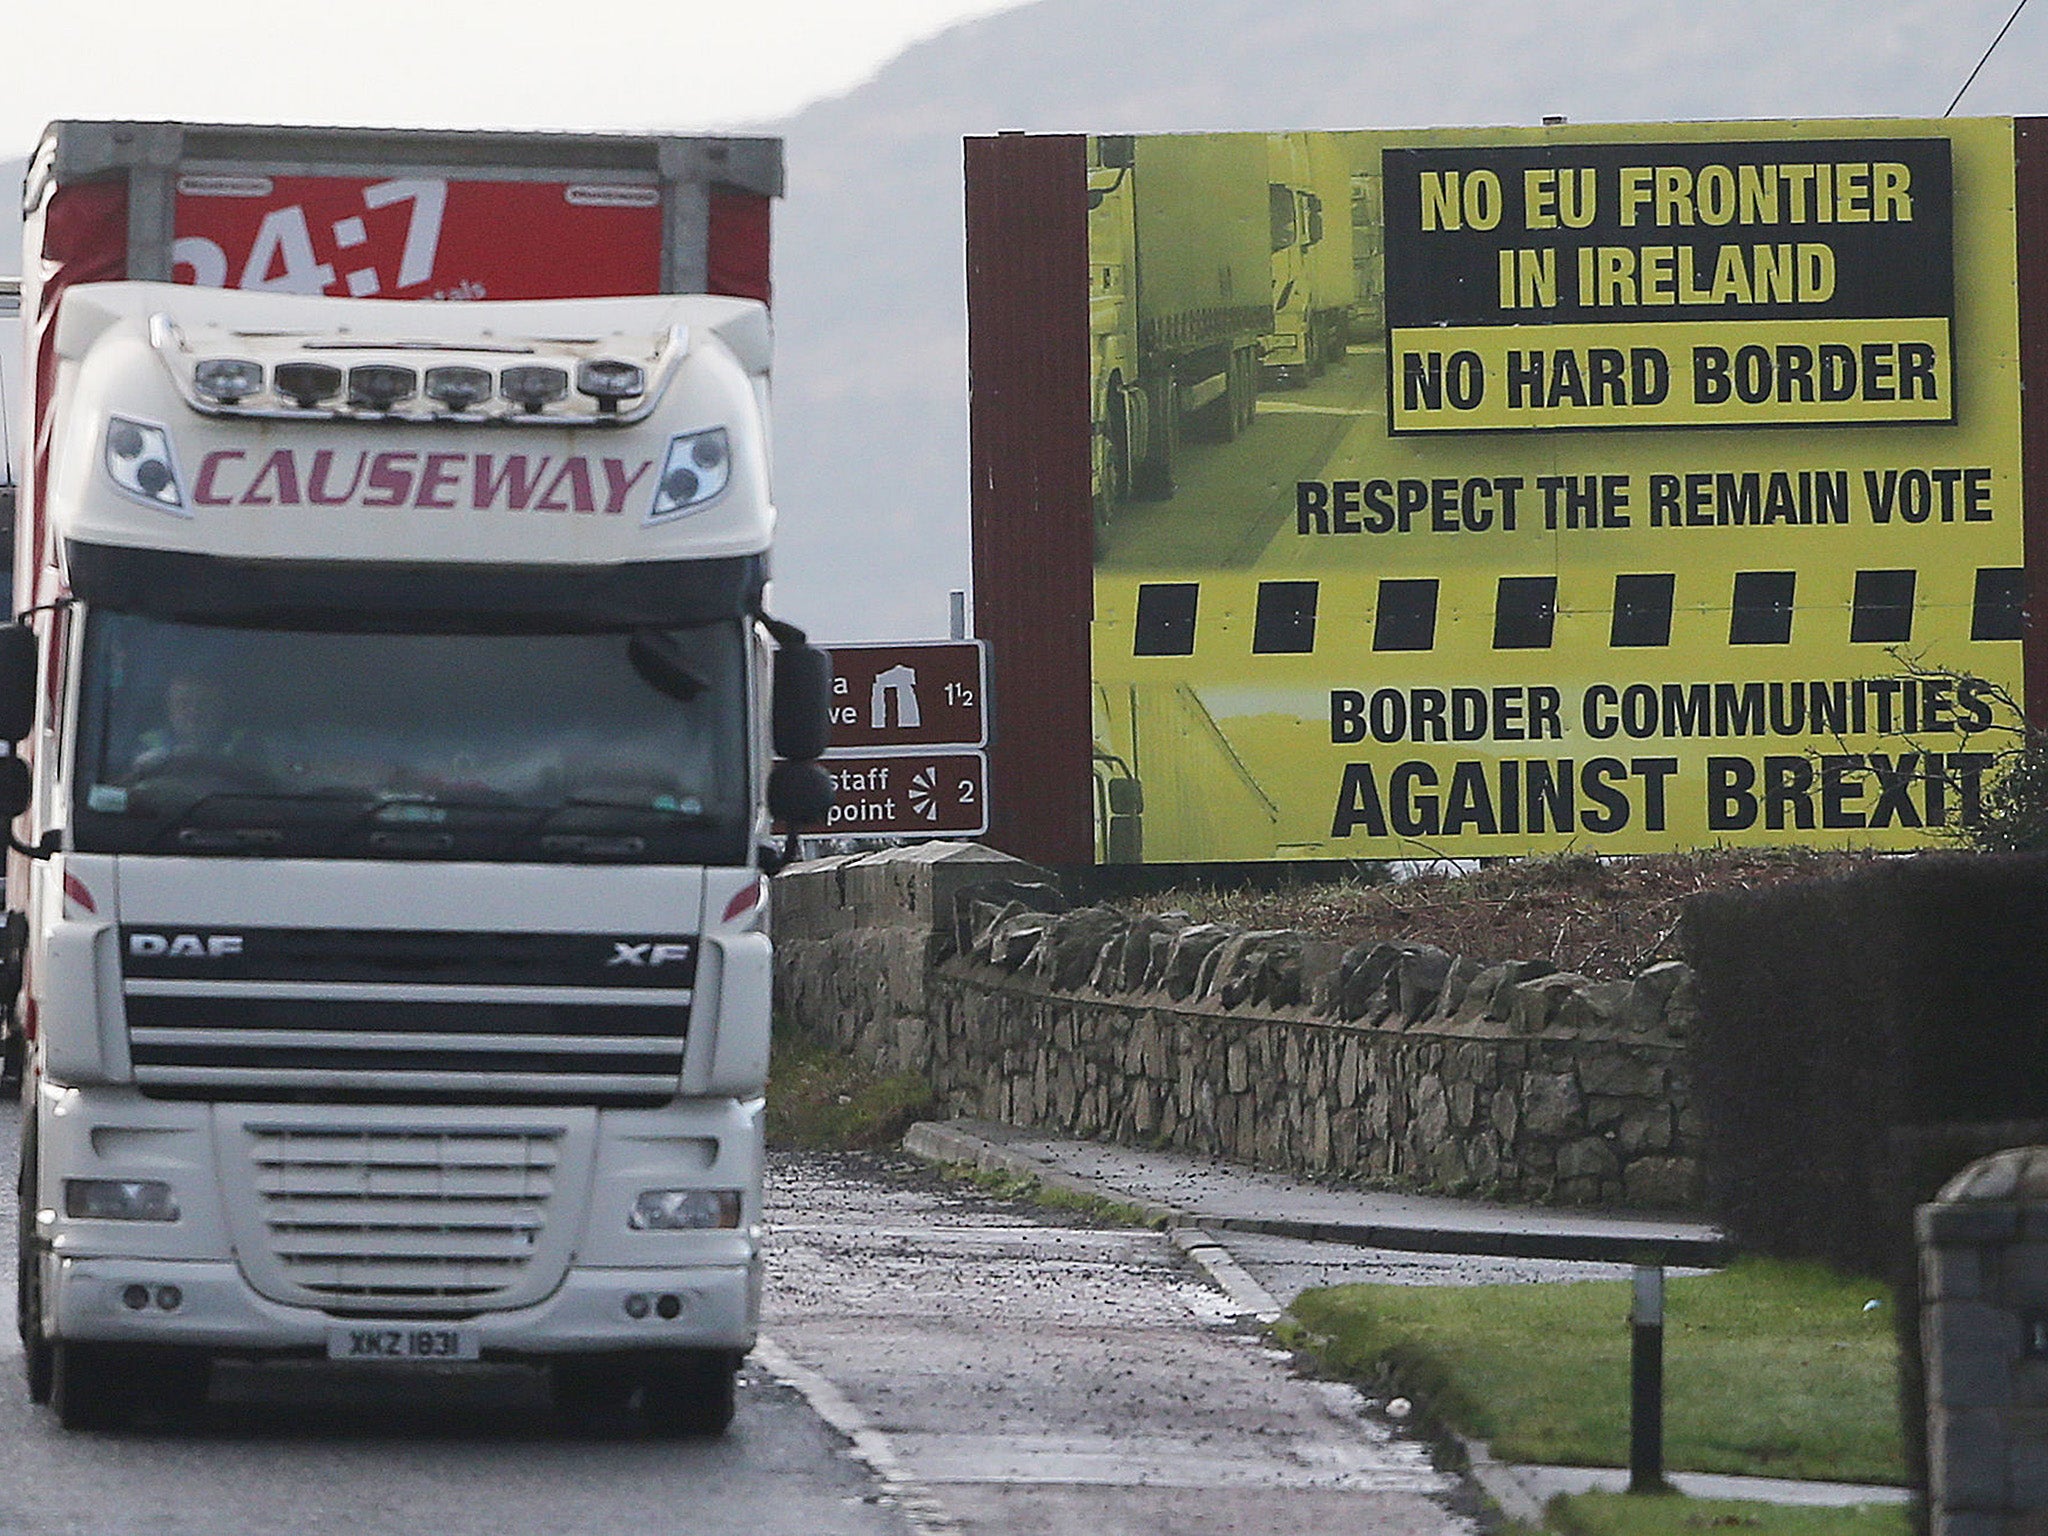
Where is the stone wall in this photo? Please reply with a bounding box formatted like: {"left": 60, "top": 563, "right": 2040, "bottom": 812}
{"left": 775, "top": 845, "right": 1703, "bottom": 1209}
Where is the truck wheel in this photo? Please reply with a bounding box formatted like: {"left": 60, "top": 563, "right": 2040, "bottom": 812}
{"left": 17, "top": 1242, "right": 50, "bottom": 1403}
{"left": 638, "top": 1349, "right": 737, "bottom": 1438}
{"left": 17, "top": 1229, "right": 49, "bottom": 1403}
{"left": 1132, "top": 375, "right": 1180, "bottom": 500}
{"left": 552, "top": 1355, "right": 636, "bottom": 1438}
{"left": 51, "top": 1342, "right": 134, "bottom": 1431}
{"left": 1093, "top": 390, "right": 1130, "bottom": 555}
{"left": 16, "top": 1125, "right": 49, "bottom": 1403}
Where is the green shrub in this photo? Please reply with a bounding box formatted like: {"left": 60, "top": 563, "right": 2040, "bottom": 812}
{"left": 764, "top": 1029, "right": 937, "bottom": 1151}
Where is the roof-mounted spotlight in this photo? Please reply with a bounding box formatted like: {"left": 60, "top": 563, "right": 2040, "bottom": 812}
{"left": 424, "top": 365, "right": 494, "bottom": 413}
{"left": 501, "top": 365, "right": 570, "bottom": 414}
{"left": 347, "top": 364, "right": 418, "bottom": 412}
{"left": 576, "top": 358, "right": 646, "bottom": 414}
{"left": 273, "top": 361, "right": 344, "bottom": 410}
{"left": 193, "top": 358, "right": 263, "bottom": 405}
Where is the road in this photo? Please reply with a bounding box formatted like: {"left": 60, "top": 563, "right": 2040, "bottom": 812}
{"left": 0, "top": 1097, "right": 904, "bottom": 1536}
{"left": 1096, "top": 345, "right": 1382, "bottom": 572}
{"left": 0, "top": 1103, "right": 1475, "bottom": 1535}
{"left": 763, "top": 1151, "right": 1476, "bottom": 1536}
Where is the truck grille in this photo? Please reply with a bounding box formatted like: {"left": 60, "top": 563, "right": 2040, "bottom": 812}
{"left": 121, "top": 927, "right": 696, "bottom": 1106}
{"left": 244, "top": 1124, "right": 567, "bottom": 1310}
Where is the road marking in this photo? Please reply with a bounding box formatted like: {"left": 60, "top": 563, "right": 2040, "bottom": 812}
{"left": 752, "top": 1333, "right": 964, "bottom": 1536}
{"left": 1255, "top": 400, "right": 1373, "bottom": 417}
{"left": 1168, "top": 1225, "right": 1285, "bottom": 1323}
{"left": 886, "top": 1431, "right": 1447, "bottom": 1491}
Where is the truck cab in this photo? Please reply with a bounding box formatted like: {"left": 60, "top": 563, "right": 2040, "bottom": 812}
{"left": 1262, "top": 133, "right": 1356, "bottom": 385}
{"left": 3, "top": 281, "right": 831, "bottom": 1431}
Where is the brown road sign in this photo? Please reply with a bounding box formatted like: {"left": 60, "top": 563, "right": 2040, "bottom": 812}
{"left": 822, "top": 752, "right": 988, "bottom": 838}
{"left": 825, "top": 641, "right": 987, "bottom": 751}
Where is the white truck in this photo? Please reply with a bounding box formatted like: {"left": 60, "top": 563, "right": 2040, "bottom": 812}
{"left": 2, "top": 123, "right": 833, "bottom": 1433}
{"left": 1262, "top": 133, "right": 1356, "bottom": 385}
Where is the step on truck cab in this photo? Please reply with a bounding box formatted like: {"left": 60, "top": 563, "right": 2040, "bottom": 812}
{"left": 3, "top": 122, "right": 834, "bottom": 1433}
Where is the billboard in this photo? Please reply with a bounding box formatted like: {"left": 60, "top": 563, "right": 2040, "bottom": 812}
{"left": 967, "top": 120, "right": 2042, "bottom": 865}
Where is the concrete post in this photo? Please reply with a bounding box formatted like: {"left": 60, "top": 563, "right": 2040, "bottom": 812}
{"left": 1918, "top": 1146, "right": 2048, "bottom": 1536}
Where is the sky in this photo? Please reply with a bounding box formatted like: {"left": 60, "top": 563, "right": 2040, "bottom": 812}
{"left": 5, "top": 0, "right": 1033, "bottom": 154}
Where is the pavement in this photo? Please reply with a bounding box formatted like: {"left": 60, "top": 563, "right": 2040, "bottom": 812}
{"left": 901, "top": 1118, "right": 1913, "bottom": 1526}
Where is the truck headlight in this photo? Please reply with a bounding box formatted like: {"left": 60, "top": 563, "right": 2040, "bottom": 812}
{"left": 103, "top": 417, "right": 185, "bottom": 510}
{"left": 348, "top": 364, "right": 418, "bottom": 412}
{"left": 629, "top": 1189, "right": 741, "bottom": 1230}
{"left": 577, "top": 358, "right": 646, "bottom": 409}
{"left": 648, "top": 429, "right": 730, "bottom": 522}
{"left": 276, "top": 361, "right": 344, "bottom": 409}
{"left": 501, "top": 364, "right": 569, "bottom": 413}
{"left": 65, "top": 1179, "right": 179, "bottom": 1222}
{"left": 193, "top": 357, "right": 262, "bottom": 405}
{"left": 424, "top": 365, "right": 493, "bottom": 412}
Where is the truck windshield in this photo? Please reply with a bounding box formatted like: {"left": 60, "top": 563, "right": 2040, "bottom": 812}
{"left": 73, "top": 612, "right": 751, "bottom": 865}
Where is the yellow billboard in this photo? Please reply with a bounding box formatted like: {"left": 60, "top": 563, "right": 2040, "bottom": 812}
{"left": 1087, "top": 120, "right": 2023, "bottom": 861}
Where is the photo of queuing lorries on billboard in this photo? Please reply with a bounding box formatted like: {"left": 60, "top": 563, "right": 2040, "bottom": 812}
{"left": 1088, "top": 131, "right": 1368, "bottom": 567}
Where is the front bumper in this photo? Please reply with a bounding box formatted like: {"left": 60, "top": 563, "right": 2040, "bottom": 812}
{"left": 1261, "top": 331, "right": 1310, "bottom": 368}
{"left": 44, "top": 1253, "right": 762, "bottom": 1357}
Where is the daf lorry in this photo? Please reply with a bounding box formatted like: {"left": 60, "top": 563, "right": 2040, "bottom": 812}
{"left": 3, "top": 121, "right": 833, "bottom": 1433}
{"left": 1262, "top": 133, "right": 1357, "bottom": 384}
{"left": 1087, "top": 133, "right": 1271, "bottom": 520}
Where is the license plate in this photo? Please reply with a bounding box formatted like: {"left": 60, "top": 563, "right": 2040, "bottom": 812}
{"left": 327, "top": 1325, "right": 480, "bottom": 1362}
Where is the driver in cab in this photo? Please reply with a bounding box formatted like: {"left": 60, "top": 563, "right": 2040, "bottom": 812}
{"left": 127, "top": 674, "right": 255, "bottom": 780}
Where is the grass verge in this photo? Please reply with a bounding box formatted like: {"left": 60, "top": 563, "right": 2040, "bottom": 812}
{"left": 942, "top": 1164, "right": 1158, "bottom": 1227}
{"left": 764, "top": 1028, "right": 938, "bottom": 1151}
{"left": 1537, "top": 1493, "right": 1909, "bottom": 1536}
{"left": 1288, "top": 1259, "right": 1903, "bottom": 1485}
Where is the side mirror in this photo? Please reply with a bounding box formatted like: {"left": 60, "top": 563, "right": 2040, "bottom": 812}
{"left": 767, "top": 759, "right": 835, "bottom": 829}
{"left": 1106, "top": 777, "right": 1143, "bottom": 817}
{"left": 0, "top": 756, "right": 29, "bottom": 821}
{"left": 0, "top": 627, "right": 36, "bottom": 744}
{"left": 773, "top": 644, "right": 833, "bottom": 762}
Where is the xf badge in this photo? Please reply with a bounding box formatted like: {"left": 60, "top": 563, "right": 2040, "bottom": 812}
{"left": 607, "top": 942, "right": 692, "bottom": 967}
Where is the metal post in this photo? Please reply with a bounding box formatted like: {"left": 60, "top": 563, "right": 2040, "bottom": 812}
{"left": 949, "top": 589, "right": 968, "bottom": 640}
{"left": 1629, "top": 1262, "right": 1666, "bottom": 1493}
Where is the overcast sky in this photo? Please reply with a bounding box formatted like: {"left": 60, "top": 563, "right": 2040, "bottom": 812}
{"left": 5, "top": 0, "right": 1033, "bottom": 152}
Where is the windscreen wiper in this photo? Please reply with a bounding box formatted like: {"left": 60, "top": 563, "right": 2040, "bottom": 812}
{"left": 527, "top": 794, "right": 717, "bottom": 858}
{"left": 556, "top": 790, "right": 717, "bottom": 824}
{"left": 132, "top": 790, "right": 374, "bottom": 855}
{"left": 170, "top": 825, "right": 286, "bottom": 852}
